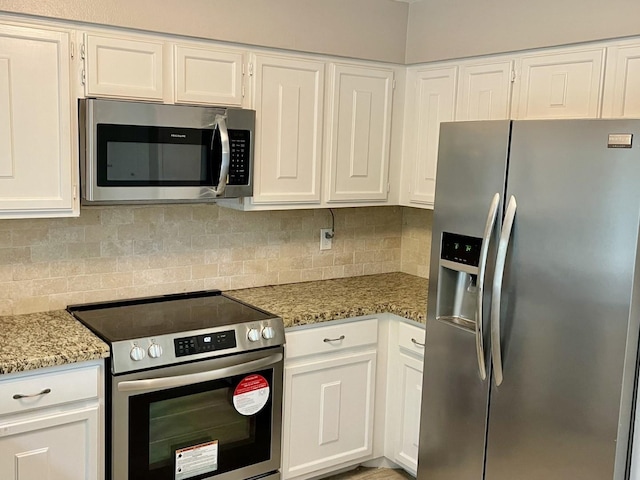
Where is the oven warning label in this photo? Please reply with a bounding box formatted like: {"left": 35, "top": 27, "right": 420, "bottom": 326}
{"left": 233, "top": 374, "right": 270, "bottom": 416}
{"left": 175, "top": 440, "right": 218, "bottom": 480}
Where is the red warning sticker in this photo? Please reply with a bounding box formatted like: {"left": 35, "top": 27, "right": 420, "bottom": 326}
{"left": 233, "top": 374, "right": 270, "bottom": 416}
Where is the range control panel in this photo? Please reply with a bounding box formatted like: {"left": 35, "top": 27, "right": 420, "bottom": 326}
{"left": 174, "top": 330, "right": 237, "bottom": 357}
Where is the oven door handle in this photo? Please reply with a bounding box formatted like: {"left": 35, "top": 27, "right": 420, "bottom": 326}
{"left": 117, "top": 353, "right": 283, "bottom": 393}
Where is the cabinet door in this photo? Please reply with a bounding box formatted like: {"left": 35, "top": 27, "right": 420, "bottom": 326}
{"left": 512, "top": 47, "right": 604, "bottom": 119}
{"left": 175, "top": 44, "right": 244, "bottom": 106}
{"left": 0, "top": 24, "right": 76, "bottom": 218}
{"left": 394, "top": 352, "right": 423, "bottom": 475}
{"left": 0, "top": 406, "right": 99, "bottom": 480}
{"left": 456, "top": 60, "right": 513, "bottom": 121}
{"left": 85, "top": 33, "right": 164, "bottom": 100}
{"left": 252, "top": 54, "right": 324, "bottom": 204}
{"left": 283, "top": 351, "right": 377, "bottom": 479}
{"left": 403, "top": 66, "right": 457, "bottom": 207}
{"left": 326, "top": 64, "right": 393, "bottom": 202}
{"left": 602, "top": 43, "right": 640, "bottom": 118}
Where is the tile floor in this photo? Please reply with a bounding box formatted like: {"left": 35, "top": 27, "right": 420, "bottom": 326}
{"left": 322, "top": 466, "right": 414, "bottom": 479}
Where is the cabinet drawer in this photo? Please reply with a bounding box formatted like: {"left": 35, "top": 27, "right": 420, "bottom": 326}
{"left": 398, "top": 322, "right": 426, "bottom": 357}
{"left": 285, "top": 318, "right": 378, "bottom": 360}
{"left": 0, "top": 365, "right": 99, "bottom": 416}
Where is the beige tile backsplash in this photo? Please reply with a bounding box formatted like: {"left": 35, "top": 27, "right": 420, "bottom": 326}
{"left": 0, "top": 205, "right": 432, "bottom": 315}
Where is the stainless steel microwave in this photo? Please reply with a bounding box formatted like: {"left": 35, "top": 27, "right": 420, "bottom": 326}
{"left": 79, "top": 99, "right": 255, "bottom": 204}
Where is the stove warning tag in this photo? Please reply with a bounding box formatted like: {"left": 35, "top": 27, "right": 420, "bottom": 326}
{"left": 175, "top": 440, "right": 218, "bottom": 480}
{"left": 233, "top": 374, "right": 270, "bottom": 416}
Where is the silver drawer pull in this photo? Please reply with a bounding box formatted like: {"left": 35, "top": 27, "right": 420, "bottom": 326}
{"left": 323, "top": 335, "right": 345, "bottom": 343}
{"left": 13, "top": 388, "right": 51, "bottom": 400}
{"left": 411, "top": 338, "right": 425, "bottom": 348}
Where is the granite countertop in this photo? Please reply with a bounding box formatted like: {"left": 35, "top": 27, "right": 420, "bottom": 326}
{"left": 0, "top": 272, "right": 427, "bottom": 375}
{"left": 228, "top": 272, "right": 428, "bottom": 328}
{"left": 0, "top": 310, "right": 110, "bottom": 375}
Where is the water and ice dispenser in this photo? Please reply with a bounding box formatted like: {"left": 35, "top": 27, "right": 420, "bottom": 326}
{"left": 436, "top": 232, "right": 483, "bottom": 331}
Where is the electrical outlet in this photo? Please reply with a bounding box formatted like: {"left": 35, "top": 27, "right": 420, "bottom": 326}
{"left": 320, "top": 228, "right": 333, "bottom": 250}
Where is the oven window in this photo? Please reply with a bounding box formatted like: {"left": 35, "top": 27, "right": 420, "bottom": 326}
{"left": 97, "top": 124, "right": 213, "bottom": 186}
{"left": 128, "top": 368, "right": 274, "bottom": 480}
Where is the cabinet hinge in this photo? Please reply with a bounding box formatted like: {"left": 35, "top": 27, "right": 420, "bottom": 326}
{"left": 81, "top": 69, "right": 86, "bottom": 86}
{"left": 392, "top": 79, "right": 396, "bottom": 90}
{"left": 242, "top": 84, "right": 245, "bottom": 98}
{"left": 387, "top": 183, "right": 391, "bottom": 193}
{"left": 511, "top": 70, "right": 517, "bottom": 83}
{"left": 80, "top": 43, "right": 86, "bottom": 60}
{"left": 70, "top": 42, "right": 75, "bottom": 59}
{"left": 248, "top": 62, "right": 254, "bottom": 76}
{"left": 73, "top": 185, "right": 78, "bottom": 200}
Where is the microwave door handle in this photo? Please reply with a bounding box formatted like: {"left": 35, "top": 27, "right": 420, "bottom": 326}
{"left": 117, "top": 353, "right": 283, "bottom": 393}
{"left": 210, "top": 114, "right": 230, "bottom": 197}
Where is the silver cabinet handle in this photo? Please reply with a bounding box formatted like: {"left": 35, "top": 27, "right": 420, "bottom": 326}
{"left": 209, "top": 114, "right": 230, "bottom": 197}
{"left": 475, "top": 193, "right": 500, "bottom": 381}
{"left": 323, "top": 335, "right": 345, "bottom": 343}
{"left": 491, "top": 195, "right": 517, "bottom": 387}
{"left": 13, "top": 388, "right": 51, "bottom": 400}
{"left": 411, "top": 338, "right": 425, "bottom": 348}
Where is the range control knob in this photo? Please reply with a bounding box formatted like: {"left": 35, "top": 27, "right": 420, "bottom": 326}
{"left": 130, "top": 345, "right": 146, "bottom": 361}
{"left": 247, "top": 328, "right": 261, "bottom": 342}
{"left": 262, "top": 326, "right": 275, "bottom": 340}
{"left": 148, "top": 343, "right": 163, "bottom": 359}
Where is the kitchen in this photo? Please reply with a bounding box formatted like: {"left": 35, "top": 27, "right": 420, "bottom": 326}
{"left": 2, "top": 0, "right": 640, "bottom": 479}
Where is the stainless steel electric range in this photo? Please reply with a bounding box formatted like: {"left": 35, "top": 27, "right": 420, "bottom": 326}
{"left": 68, "top": 290, "right": 284, "bottom": 480}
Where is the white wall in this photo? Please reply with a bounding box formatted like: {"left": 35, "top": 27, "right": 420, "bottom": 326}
{"left": 0, "top": 0, "right": 409, "bottom": 63}
{"left": 406, "top": 0, "right": 640, "bottom": 63}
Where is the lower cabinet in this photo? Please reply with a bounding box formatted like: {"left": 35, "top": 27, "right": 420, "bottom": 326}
{"left": 282, "top": 318, "right": 378, "bottom": 480}
{"left": 0, "top": 361, "right": 103, "bottom": 480}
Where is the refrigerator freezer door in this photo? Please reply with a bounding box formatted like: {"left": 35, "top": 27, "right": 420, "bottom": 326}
{"left": 485, "top": 119, "right": 640, "bottom": 480}
{"left": 418, "top": 121, "right": 510, "bottom": 480}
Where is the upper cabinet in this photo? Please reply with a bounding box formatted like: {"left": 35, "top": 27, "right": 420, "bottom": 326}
{"left": 511, "top": 47, "right": 605, "bottom": 119}
{"left": 174, "top": 44, "right": 245, "bottom": 106}
{"left": 602, "top": 41, "right": 640, "bottom": 118}
{"left": 456, "top": 58, "right": 513, "bottom": 121}
{"left": 83, "top": 32, "right": 247, "bottom": 106}
{"left": 325, "top": 64, "right": 394, "bottom": 203}
{"left": 84, "top": 33, "right": 165, "bottom": 101}
{"left": 250, "top": 53, "right": 325, "bottom": 205}
{"left": 0, "top": 23, "right": 78, "bottom": 219}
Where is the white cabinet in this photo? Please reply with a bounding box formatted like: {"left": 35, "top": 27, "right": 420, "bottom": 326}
{"left": 250, "top": 53, "right": 325, "bottom": 205}
{"left": 456, "top": 58, "right": 513, "bottom": 121}
{"left": 175, "top": 43, "right": 245, "bottom": 106}
{"left": 283, "top": 319, "right": 378, "bottom": 480}
{"left": 0, "top": 23, "right": 77, "bottom": 219}
{"left": 401, "top": 65, "right": 457, "bottom": 208}
{"left": 602, "top": 42, "right": 640, "bottom": 118}
{"left": 325, "top": 64, "right": 394, "bottom": 202}
{"left": 84, "top": 33, "right": 166, "bottom": 101}
{"left": 387, "top": 322, "right": 425, "bottom": 476}
{"left": 0, "top": 361, "right": 103, "bottom": 480}
{"left": 512, "top": 47, "right": 605, "bottom": 119}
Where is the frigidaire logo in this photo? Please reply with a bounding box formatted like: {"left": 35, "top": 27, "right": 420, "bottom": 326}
{"left": 171, "top": 133, "right": 187, "bottom": 138}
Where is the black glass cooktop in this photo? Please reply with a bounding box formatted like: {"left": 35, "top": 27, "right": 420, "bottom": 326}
{"left": 68, "top": 290, "right": 275, "bottom": 343}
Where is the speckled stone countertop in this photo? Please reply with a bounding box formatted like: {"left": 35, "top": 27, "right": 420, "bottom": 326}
{"left": 0, "top": 310, "right": 110, "bottom": 375}
{"left": 228, "top": 272, "right": 428, "bottom": 328}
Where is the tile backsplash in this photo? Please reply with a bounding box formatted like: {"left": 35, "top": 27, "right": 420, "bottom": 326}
{"left": 0, "top": 205, "right": 432, "bottom": 316}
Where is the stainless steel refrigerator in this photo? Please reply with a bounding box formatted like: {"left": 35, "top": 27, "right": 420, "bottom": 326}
{"left": 418, "top": 119, "right": 640, "bottom": 480}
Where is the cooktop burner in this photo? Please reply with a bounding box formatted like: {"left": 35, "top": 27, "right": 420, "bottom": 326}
{"left": 68, "top": 290, "right": 284, "bottom": 374}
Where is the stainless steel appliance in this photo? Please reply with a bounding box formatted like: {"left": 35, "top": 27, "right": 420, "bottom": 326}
{"left": 68, "top": 290, "right": 284, "bottom": 480}
{"left": 418, "top": 119, "right": 640, "bottom": 480}
{"left": 79, "top": 99, "right": 255, "bottom": 204}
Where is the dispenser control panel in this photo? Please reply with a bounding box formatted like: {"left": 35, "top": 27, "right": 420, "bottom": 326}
{"left": 441, "top": 232, "right": 482, "bottom": 267}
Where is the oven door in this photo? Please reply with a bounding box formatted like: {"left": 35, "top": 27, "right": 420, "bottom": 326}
{"left": 111, "top": 347, "right": 283, "bottom": 480}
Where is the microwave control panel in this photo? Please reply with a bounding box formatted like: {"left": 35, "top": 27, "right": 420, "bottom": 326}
{"left": 174, "top": 330, "right": 237, "bottom": 357}
{"left": 228, "top": 130, "right": 251, "bottom": 186}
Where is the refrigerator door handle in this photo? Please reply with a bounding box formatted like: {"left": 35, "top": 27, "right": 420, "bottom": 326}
{"left": 491, "top": 194, "right": 517, "bottom": 387}
{"left": 475, "top": 193, "right": 500, "bottom": 381}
